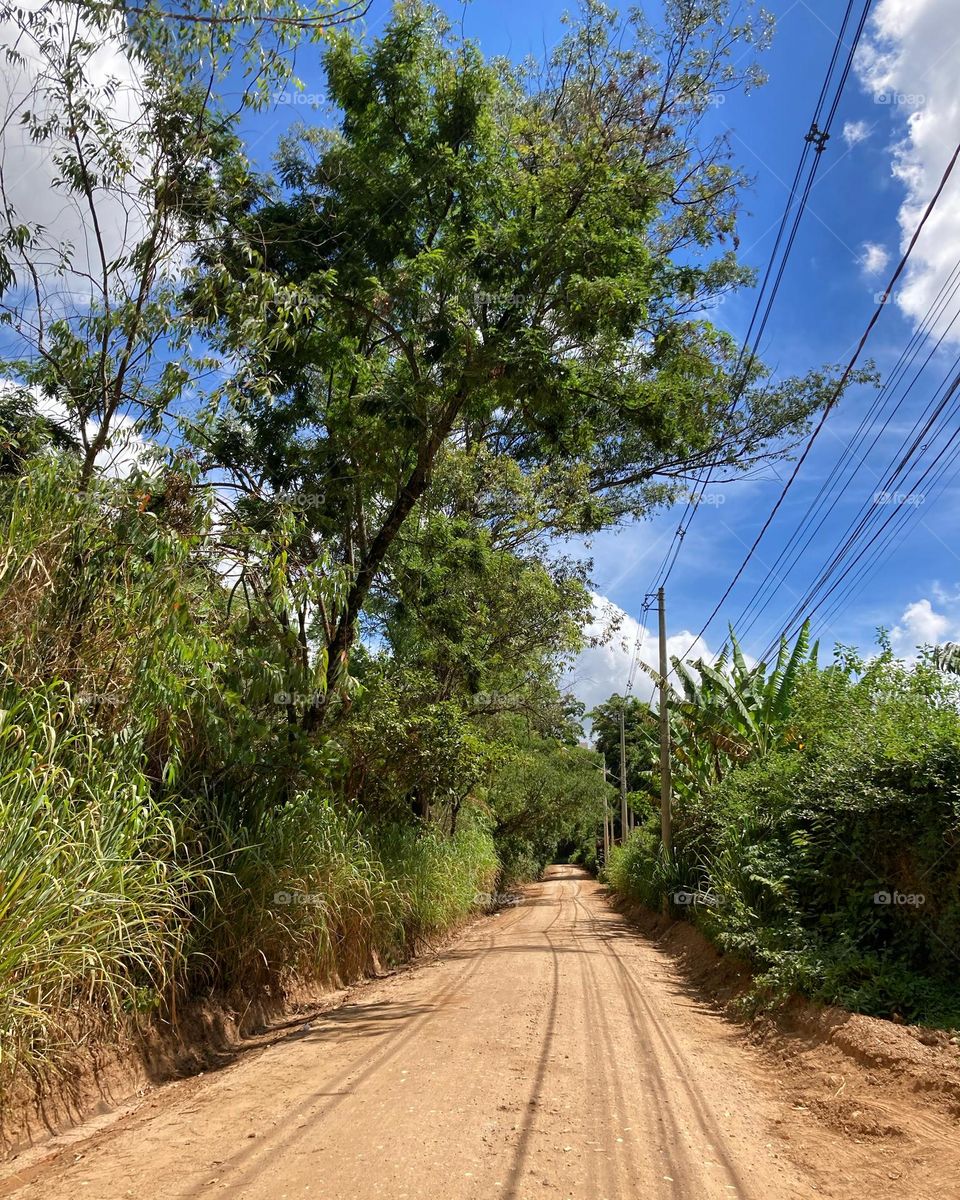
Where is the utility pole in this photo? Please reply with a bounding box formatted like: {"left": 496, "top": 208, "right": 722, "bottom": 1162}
{"left": 619, "top": 703, "right": 628, "bottom": 845}
{"left": 602, "top": 756, "right": 610, "bottom": 862}
{"left": 657, "top": 586, "right": 673, "bottom": 859}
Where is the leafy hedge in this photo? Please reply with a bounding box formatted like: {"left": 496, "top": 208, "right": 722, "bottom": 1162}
{"left": 606, "top": 653, "right": 960, "bottom": 1027}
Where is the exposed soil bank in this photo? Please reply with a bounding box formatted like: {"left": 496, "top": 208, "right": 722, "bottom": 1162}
{"left": 611, "top": 896, "right": 960, "bottom": 1113}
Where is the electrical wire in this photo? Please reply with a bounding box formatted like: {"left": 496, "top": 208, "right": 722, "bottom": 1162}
{"left": 680, "top": 133, "right": 960, "bottom": 661}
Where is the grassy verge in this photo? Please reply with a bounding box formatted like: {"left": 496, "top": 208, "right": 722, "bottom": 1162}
{"left": 604, "top": 767, "right": 960, "bottom": 1029}
{"left": 0, "top": 688, "right": 499, "bottom": 1102}
{"left": 604, "top": 653, "right": 960, "bottom": 1029}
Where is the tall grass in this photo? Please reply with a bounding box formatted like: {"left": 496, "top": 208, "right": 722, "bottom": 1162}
{"left": 373, "top": 817, "right": 499, "bottom": 942}
{"left": 192, "top": 802, "right": 499, "bottom": 995}
{"left": 603, "top": 816, "right": 690, "bottom": 910}
{"left": 191, "top": 795, "right": 406, "bottom": 993}
{"left": 0, "top": 690, "right": 204, "bottom": 1092}
{"left": 0, "top": 459, "right": 503, "bottom": 1101}
{"left": 0, "top": 691, "right": 500, "bottom": 1094}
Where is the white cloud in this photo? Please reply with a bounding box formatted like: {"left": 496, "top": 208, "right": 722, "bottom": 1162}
{"left": 860, "top": 241, "right": 891, "bottom": 276}
{"left": 564, "top": 593, "right": 713, "bottom": 719}
{"left": 0, "top": 380, "right": 154, "bottom": 478}
{"left": 842, "top": 119, "right": 871, "bottom": 148}
{"left": 890, "top": 597, "right": 954, "bottom": 653}
{"left": 0, "top": 4, "right": 153, "bottom": 310}
{"left": 93, "top": 413, "right": 156, "bottom": 479}
{"left": 857, "top": 0, "right": 960, "bottom": 339}
{"left": 931, "top": 580, "right": 960, "bottom": 607}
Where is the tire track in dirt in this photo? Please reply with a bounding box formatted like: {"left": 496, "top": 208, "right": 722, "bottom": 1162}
{"left": 573, "top": 892, "right": 757, "bottom": 1199}
{"left": 569, "top": 888, "right": 676, "bottom": 1200}
{"left": 190, "top": 902, "right": 535, "bottom": 1198}
{"left": 499, "top": 881, "right": 565, "bottom": 1200}
{"left": 2, "top": 868, "right": 907, "bottom": 1200}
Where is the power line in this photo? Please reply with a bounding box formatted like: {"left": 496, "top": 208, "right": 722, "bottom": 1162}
{"left": 642, "top": 0, "right": 873, "bottom": 601}
{"left": 759, "top": 352, "right": 960, "bottom": 658}
{"left": 754, "top": 335, "right": 960, "bottom": 652}
{"left": 731, "top": 258, "right": 960, "bottom": 641}
{"left": 815, "top": 448, "right": 960, "bottom": 638}
{"left": 616, "top": 0, "right": 874, "bottom": 689}
{"left": 682, "top": 133, "right": 960, "bottom": 662}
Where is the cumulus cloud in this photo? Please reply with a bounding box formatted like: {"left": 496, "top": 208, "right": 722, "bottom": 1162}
{"left": 856, "top": 0, "right": 960, "bottom": 338}
{"left": 0, "top": 5, "right": 151, "bottom": 309}
{"left": 842, "top": 119, "right": 871, "bottom": 148}
{"left": 93, "top": 413, "right": 156, "bottom": 479}
{"left": 563, "top": 594, "right": 713, "bottom": 721}
{"left": 0, "top": 380, "right": 154, "bottom": 478}
{"left": 860, "top": 241, "right": 891, "bottom": 276}
{"left": 890, "top": 596, "right": 957, "bottom": 657}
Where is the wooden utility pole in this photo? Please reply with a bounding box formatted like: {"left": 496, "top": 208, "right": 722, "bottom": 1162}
{"left": 619, "top": 703, "right": 628, "bottom": 845}
{"left": 657, "top": 586, "right": 673, "bottom": 859}
{"left": 602, "top": 756, "right": 610, "bottom": 862}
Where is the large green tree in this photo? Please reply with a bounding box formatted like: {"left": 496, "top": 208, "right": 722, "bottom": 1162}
{"left": 190, "top": 0, "right": 844, "bottom": 713}
{"left": 0, "top": 0, "right": 367, "bottom": 488}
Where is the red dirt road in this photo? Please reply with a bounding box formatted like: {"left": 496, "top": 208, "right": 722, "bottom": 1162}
{"left": 3, "top": 867, "right": 957, "bottom": 1200}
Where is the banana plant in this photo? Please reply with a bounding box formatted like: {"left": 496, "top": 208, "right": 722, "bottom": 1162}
{"left": 934, "top": 643, "right": 960, "bottom": 674}
{"left": 640, "top": 621, "right": 817, "bottom": 797}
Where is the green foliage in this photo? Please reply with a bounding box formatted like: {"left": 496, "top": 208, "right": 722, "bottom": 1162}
{"left": 485, "top": 719, "right": 607, "bottom": 883}
{"left": 0, "top": 675, "right": 503, "bottom": 1095}
{"left": 594, "top": 624, "right": 816, "bottom": 837}
{"left": 590, "top": 693, "right": 660, "bottom": 836}
{"left": 0, "top": 0, "right": 904, "bottom": 1109}
{"left": 605, "top": 817, "right": 690, "bottom": 912}
{"left": 191, "top": 0, "right": 841, "bottom": 692}
{"left": 0, "top": 687, "right": 206, "bottom": 1085}
{"left": 0, "top": 456, "right": 508, "bottom": 1095}
{"left": 192, "top": 797, "right": 498, "bottom": 996}
{"left": 605, "top": 647, "right": 960, "bottom": 1028}
{"left": 372, "top": 816, "right": 499, "bottom": 941}
{"left": 662, "top": 621, "right": 817, "bottom": 796}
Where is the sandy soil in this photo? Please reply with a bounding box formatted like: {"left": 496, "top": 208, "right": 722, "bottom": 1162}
{"left": 1, "top": 866, "right": 958, "bottom": 1200}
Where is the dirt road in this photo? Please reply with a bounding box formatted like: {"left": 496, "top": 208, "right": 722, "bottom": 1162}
{"left": 3, "top": 867, "right": 957, "bottom": 1200}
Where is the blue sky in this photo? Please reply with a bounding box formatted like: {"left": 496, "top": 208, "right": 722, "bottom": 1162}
{"left": 4, "top": 0, "right": 958, "bottom": 712}
{"left": 246, "top": 0, "right": 960, "bottom": 707}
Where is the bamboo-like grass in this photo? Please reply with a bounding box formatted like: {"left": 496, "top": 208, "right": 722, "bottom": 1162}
{"left": 0, "top": 459, "right": 501, "bottom": 1098}
{"left": 0, "top": 690, "right": 204, "bottom": 1093}
{"left": 0, "top": 686, "right": 500, "bottom": 1096}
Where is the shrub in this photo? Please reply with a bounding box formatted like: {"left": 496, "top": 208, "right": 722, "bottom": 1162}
{"left": 605, "top": 654, "right": 960, "bottom": 1027}
{"left": 0, "top": 690, "right": 204, "bottom": 1091}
